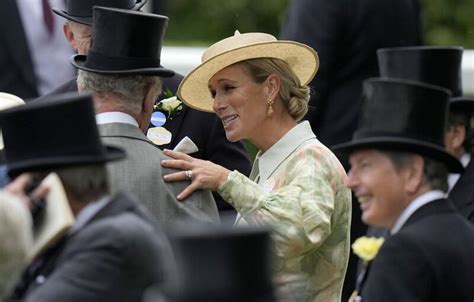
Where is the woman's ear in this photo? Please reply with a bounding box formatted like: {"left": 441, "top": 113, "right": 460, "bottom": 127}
{"left": 265, "top": 74, "right": 281, "bottom": 101}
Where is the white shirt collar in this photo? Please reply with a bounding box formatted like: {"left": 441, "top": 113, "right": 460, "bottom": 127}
{"left": 391, "top": 190, "right": 446, "bottom": 234}
{"left": 68, "top": 196, "right": 111, "bottom": 235}
{"left": 96, "top": 112, "right": 139, "bottom": 127}
{"left": 257, "top": 121, "right": 316, "bottom": 182}
{"left": 447, "top": 153, "right": 471, "bottom": 193}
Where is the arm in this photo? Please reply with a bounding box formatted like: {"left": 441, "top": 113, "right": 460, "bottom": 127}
{"left": 219, "top": 147, "right": 344, "bottom": 257}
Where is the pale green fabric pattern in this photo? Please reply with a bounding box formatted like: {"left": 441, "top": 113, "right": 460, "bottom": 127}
{"left": 218, "top": 123, "right": 352, "bottom": 302}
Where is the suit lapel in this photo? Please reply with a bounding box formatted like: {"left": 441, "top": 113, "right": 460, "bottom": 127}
{"left": 0, "top": 0, "right": 37, "bottom": 94}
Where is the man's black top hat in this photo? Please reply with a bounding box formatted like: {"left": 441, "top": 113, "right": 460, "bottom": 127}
{"left": 156, "top": 225, "right": 276, "bottom": 302}
{"left": 71, "top": 7, "right": 174, "bottom": 77}
{"left": 0, "top": 92, "right": 125, "bottom": 177}
{"left": 53, "top": 0, "right": 147, "bottom": 25}
{"left": 377, "top": 46, "right": 474, "bottom": 113}
{"left": 332, "top": 78, "right": 464, "bottom": 173}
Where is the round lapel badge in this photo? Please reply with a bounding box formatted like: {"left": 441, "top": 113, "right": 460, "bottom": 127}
{"left": 150, "top": 111, "right": 167, "bottom": 127}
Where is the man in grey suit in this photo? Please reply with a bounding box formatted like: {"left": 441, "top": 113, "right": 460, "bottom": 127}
{"left": 73, "top": 7, "right": 219, "bottom": 228}
{"left": 3, "top": 93, "right": 175, "bottom": 301}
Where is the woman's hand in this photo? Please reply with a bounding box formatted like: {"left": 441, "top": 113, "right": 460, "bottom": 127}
{"left": 161, "top": 149, "right": 231, "bottom": 200}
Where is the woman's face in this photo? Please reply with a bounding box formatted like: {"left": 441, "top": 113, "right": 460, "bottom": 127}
{"left": 209, "top": 63, "right": 269, "bottom": 142}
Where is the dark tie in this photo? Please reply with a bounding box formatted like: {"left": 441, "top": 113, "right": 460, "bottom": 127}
{"left": 42, "top": 0, "right": 55, "bottom": 35}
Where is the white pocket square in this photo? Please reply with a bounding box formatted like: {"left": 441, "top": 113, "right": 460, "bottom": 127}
{"left": 173, "top": 136, "right": 199, "bottom": 154}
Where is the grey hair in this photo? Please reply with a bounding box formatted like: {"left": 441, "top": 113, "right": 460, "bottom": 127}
{"left": 55, "top": 163, "right": 110, "bottom": 202}
{"left": 382, "top": 150, "right": 449, "bottom": 192}
{"left": 242, "top": 58, "right": 310, "bottom": 121}
{"left": 0, "top": 191, "right": 33, "bottom": 299}
{"left": 77, "top": 70, "right": 162, "bottom": 115}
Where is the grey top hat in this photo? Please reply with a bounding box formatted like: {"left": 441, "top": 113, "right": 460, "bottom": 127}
{"left": 52, "top": 0, "right": 147, "bottom": 25}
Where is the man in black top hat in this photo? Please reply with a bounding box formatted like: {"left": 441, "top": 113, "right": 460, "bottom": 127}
{"left": 377, "top": 46, "right": 474, "bottom": 223}
{"left": 72, "top": 6, "right": 219, "bottom": 229}
{"left": 332, "top": 78, "right": 474, "bottom": 301}
{"left": 3, "top": 93, "right": 175, "bottom": 302}
{"left": 38, "top": 0, "right": 251, "bottom": 218}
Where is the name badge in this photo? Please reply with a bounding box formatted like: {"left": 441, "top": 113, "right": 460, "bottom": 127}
{"left": 261, "top": 179, "right": 275, "bottom": 192}
{"left": 147, "top": 127, "right": 172, "bottom": 145}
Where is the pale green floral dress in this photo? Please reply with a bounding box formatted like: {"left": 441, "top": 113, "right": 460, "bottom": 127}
{"left": 218, "top": 121, "right": 352, "bottom": 302}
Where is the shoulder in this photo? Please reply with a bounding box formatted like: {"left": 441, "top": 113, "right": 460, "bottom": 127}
{"left": 287, "top": 139, "right": 347, "bottom": 179}
{"left": 68, "top": 210, "right": 162, "bottom": 255}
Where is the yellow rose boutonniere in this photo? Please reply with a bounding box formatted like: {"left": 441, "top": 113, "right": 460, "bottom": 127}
{"left": 352, "top": 236, "right": 384, "bottom": 264}
{"left": 154, "top": 88, "right": 183, "bottom": 120}
{"left": 349, "top": 236, "right": 385, "bottom": 302}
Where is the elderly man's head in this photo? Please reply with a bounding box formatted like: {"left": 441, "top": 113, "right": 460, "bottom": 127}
{"left": 77, "top": 70, "right": 162, "bottom": 132}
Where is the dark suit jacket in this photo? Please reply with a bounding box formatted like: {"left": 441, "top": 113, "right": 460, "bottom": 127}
{"left": 362, "top": 199, "right": 474, "bottom": 302}
{"left": 0, "top": 0, "right": 39, "bottom": 99}
{"left": 36, "top": 74, "right": 252, "bottom": 214}
{"left": 8, "top": 192, "right": 175, "bottom": 302}
{"left": 280, "top": 0, "right": 423, "bottom": 147}
{"left": 449, "top": 157, "right": 474, "bottom": 223}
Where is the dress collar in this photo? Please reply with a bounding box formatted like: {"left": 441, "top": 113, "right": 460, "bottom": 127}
{"left": 256, "top": 121, "right": 316, "bottom": 182}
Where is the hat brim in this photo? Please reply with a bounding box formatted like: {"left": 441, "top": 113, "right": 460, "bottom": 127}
{"left": 332, "top": 137, "right": 464, "bottom": 173}
{"left": 177, "top": 41, "right": 319, "bottom": 112}
{"left": 450, "top": 96, "right": 474, "bottom": 113}
{"left": 52, "top": 0, "right": 147, "bottom": 25}
{"left": 7, "top": 145, "right": 126, "bottom": 177}
{"left": 71, "top": 55, "right": 175, "bottom": 77}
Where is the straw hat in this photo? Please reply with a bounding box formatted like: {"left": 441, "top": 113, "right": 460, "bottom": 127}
{"left": 177, "top": 31, "right": 319, "bottom": 112}
{"left": 0, "top": 93, "right": 25, "bottom": 150}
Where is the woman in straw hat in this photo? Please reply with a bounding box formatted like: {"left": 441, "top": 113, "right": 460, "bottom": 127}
{"left": 162, "top": 31, "right": 351, "bottom": 302}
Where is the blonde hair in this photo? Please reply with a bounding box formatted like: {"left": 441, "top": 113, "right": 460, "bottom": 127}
{"left": 0, "top": 191, "right": 33, "bottom": 299}
{"left": 242, "top": 58, "right": 310, "bottom": 121}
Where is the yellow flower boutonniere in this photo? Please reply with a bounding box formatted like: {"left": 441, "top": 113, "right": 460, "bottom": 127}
{"left": 352, "top": 236, "right": 384, "bottom": 264}
{"left": 154, "top": 88, "right": 183, "bottom": 120}
{"left": 349, "top": 236, "right": 385, "bottom": 302}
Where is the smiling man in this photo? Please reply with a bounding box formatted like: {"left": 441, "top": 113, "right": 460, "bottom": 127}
{"left": 333, "top": 78, "right": 474, "bottom": 301}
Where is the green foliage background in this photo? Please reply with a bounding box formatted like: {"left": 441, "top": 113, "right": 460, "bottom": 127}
{"left": 164, "top": 0, "right": 474, "bottom": 48}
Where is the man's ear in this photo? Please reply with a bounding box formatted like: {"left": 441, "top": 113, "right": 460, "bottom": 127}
{"left": 63, "top": 23, "right": 76, "bottom": 50}
{"left": 404, "top": 155, "right": 425, "bottom": 194}
{"left": 138, "top": 85, "right": 158, "bottom": 132}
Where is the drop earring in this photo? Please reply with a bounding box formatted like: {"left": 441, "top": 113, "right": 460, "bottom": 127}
{"left": 267, "top": 98, "right": 274, "bottom": 117}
